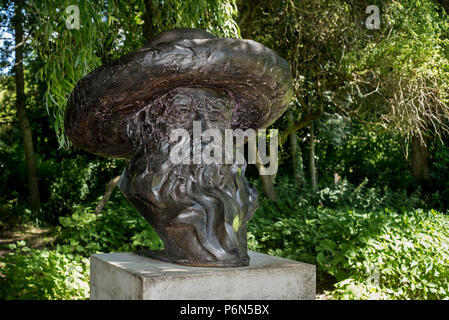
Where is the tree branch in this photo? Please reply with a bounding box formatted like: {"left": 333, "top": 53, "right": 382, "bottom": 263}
{"left": 279, "top": 108, "right": 322, "bottom": 146}
{"left": 95, "top": 175, "right": 121, "bottom": 214}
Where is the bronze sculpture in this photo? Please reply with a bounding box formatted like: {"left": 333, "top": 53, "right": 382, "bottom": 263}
{"left": 65, "top": 29, "right": 293, "bottom": 267}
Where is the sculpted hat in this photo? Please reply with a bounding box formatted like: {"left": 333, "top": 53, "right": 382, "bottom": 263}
{"left": 64, "top": 28, "right": 293, "bottom": 159}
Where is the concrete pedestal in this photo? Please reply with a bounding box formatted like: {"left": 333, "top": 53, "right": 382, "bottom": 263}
{"left": 90, "top": 251, "right": 316, "bottom": 300}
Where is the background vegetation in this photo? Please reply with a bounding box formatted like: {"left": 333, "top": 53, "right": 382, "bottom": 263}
{"left": 1, "top": 0, "right": 449, "bottom": 300}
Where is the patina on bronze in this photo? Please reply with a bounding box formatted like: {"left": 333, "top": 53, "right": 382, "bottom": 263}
{"left": 64, "top": 29, "right": 293, "bottom": 267}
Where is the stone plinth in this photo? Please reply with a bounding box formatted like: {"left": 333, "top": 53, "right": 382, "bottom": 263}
{"left": 90, "top": 251, "right": 316, "bottom": 300}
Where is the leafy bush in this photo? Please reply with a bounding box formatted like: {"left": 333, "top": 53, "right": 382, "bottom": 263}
{"left": 314, "top": 178, "right": 424, "bottom": 211}
{"left": 39, "top": 156, "right": 124, "bottom": 224}
{"left": 0, "top": 195, "right": 164, "bottom": 300}
{"left": 0, "top": 126, "right": 27, "bottom": 205}
{"left": 0, "top": 241, "right": 89, "bottom": 300}
{"left": 56, "top": 196, "right": 163, "bottom": 256}
{"left": 248, "top": 182, "right": 449, "bottom": 300}
{"left": 253, "top": 174, "right": 424, "bottom": 213}
{"left": 428, "top": 140, "right": 449, "bottom": 211}
{"left": 332, "top": 209, "right": 449, "bottom": 300}
{"left": 313, "top": 118, "right": 414, "bottom": 192}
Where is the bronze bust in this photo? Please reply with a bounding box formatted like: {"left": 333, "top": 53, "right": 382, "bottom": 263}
{"left": 65, "top": 29, "right": 292, "bottom": 267}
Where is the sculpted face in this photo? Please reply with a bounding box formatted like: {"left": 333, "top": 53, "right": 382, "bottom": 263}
{"left": 125, "top": 87, "right": 233, "bottom": 148}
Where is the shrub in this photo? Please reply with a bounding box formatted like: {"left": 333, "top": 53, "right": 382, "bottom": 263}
{"left": 56, "top": 196, "right": 163, "bottom": 256}
{"left": 0, "top": 241, "right": 89, "bottom": 300}
{"left": 39, "top": 156, "right": 124, "bottom": 224}
{"left": 331, "top": 209, "right": 449, "bottom": 299}
{"left": 248, "top": 182, "right": 449, "bottom": 300}
{"left": 0, "top": 195, "right": 164, "bottom": 300}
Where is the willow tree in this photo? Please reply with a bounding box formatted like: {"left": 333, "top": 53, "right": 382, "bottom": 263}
{"left": 339, "top": 0, "right": 449, "bottom": 186}
{"left": 30, "top": 0, "right": 240, "bottom": 149}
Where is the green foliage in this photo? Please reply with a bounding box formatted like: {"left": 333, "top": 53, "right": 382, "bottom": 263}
{"left": 427, "top": 139, "right": 449, "bottom": 210}
{"left": 56, "top": 197, "right": 163, "bottom": 256}
{"left": 0, "top": 195, "right": 163, "bottom": 300}
{"left": 0, "top": 125, "right": 27, "bottom": 204}
{"left": 242, "top": 0, "right": 449, "bottom": 147}
{"left": 41, "top": 157, "right": 99, "bottom": 220}
{"left": 342, "top": 0, "right": 449, "bottom": 139}
{"left": 248, "top": 180, "right": 449, "bottom": 300}
{"left": 332, "top": 209, "right": 449, "bottom": 300}
{"left": 39, "top": 156, "right": 124, "bottom": 223}
{"left": 313, "top": 116, "right": 413, "bottom": 191}
{"left": 32, "top": 1, "right": 110, "bottom": 148}
{"left": 315, "top": 178, "right": 423, "bottom": 211}
{"left": 149, "top": 0, "right": 240, "bottom": 38}
{"left": 0, "top": 241, "right": 89, "bottom": 300}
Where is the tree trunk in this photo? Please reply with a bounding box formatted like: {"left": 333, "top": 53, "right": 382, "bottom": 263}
{"left": 288, "top": 109, "right": 305, "bottom": 190}
{"left": 14, "top": 1, "right": 41, "bottom": 212}
{"left": 258, "top": 173, "right": 277, "bottom": 201}
{"left": 143, "top": 0, "right": 155, "bottom": 43}
{"left": 256, "top": 152, "right": 277, "bottom": 201}
{"left": 411, "top": 135, "right": 431, "bottom": 182}
{"left": 309, "top": 121, "right": 317, "bottom": 191}
{"left": 95, "top": 175, "right": 121, "bottom": 214}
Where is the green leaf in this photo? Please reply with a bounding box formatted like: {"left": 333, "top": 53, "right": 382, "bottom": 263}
{"left": 317, "top": 252, "right": 327, "bottom": 265}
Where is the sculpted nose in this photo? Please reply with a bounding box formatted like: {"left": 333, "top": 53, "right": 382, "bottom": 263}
{"left": 192, "top": 110, "right": 212, "bottom": 130}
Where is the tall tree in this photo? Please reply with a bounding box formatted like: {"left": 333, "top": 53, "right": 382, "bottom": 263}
{"left": 143, "top": 0, "right": 155, "bottom": 42}
{"left": 238, "top": 0, "right": 449, "bottom": 194}
{"left": 342, "top": 0, "right": 449, "bottom": 187}
{"left": 12, "top": 0, "right": 41, "bottom": 211}
{"left": 411, "top": 135, "right": 431, "bottom": 183}
{"left": 309, "top": 121, "right": 317, "bottom": 191}
{"left": 288, "top": 108, "right": 305, "bottom": 189}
